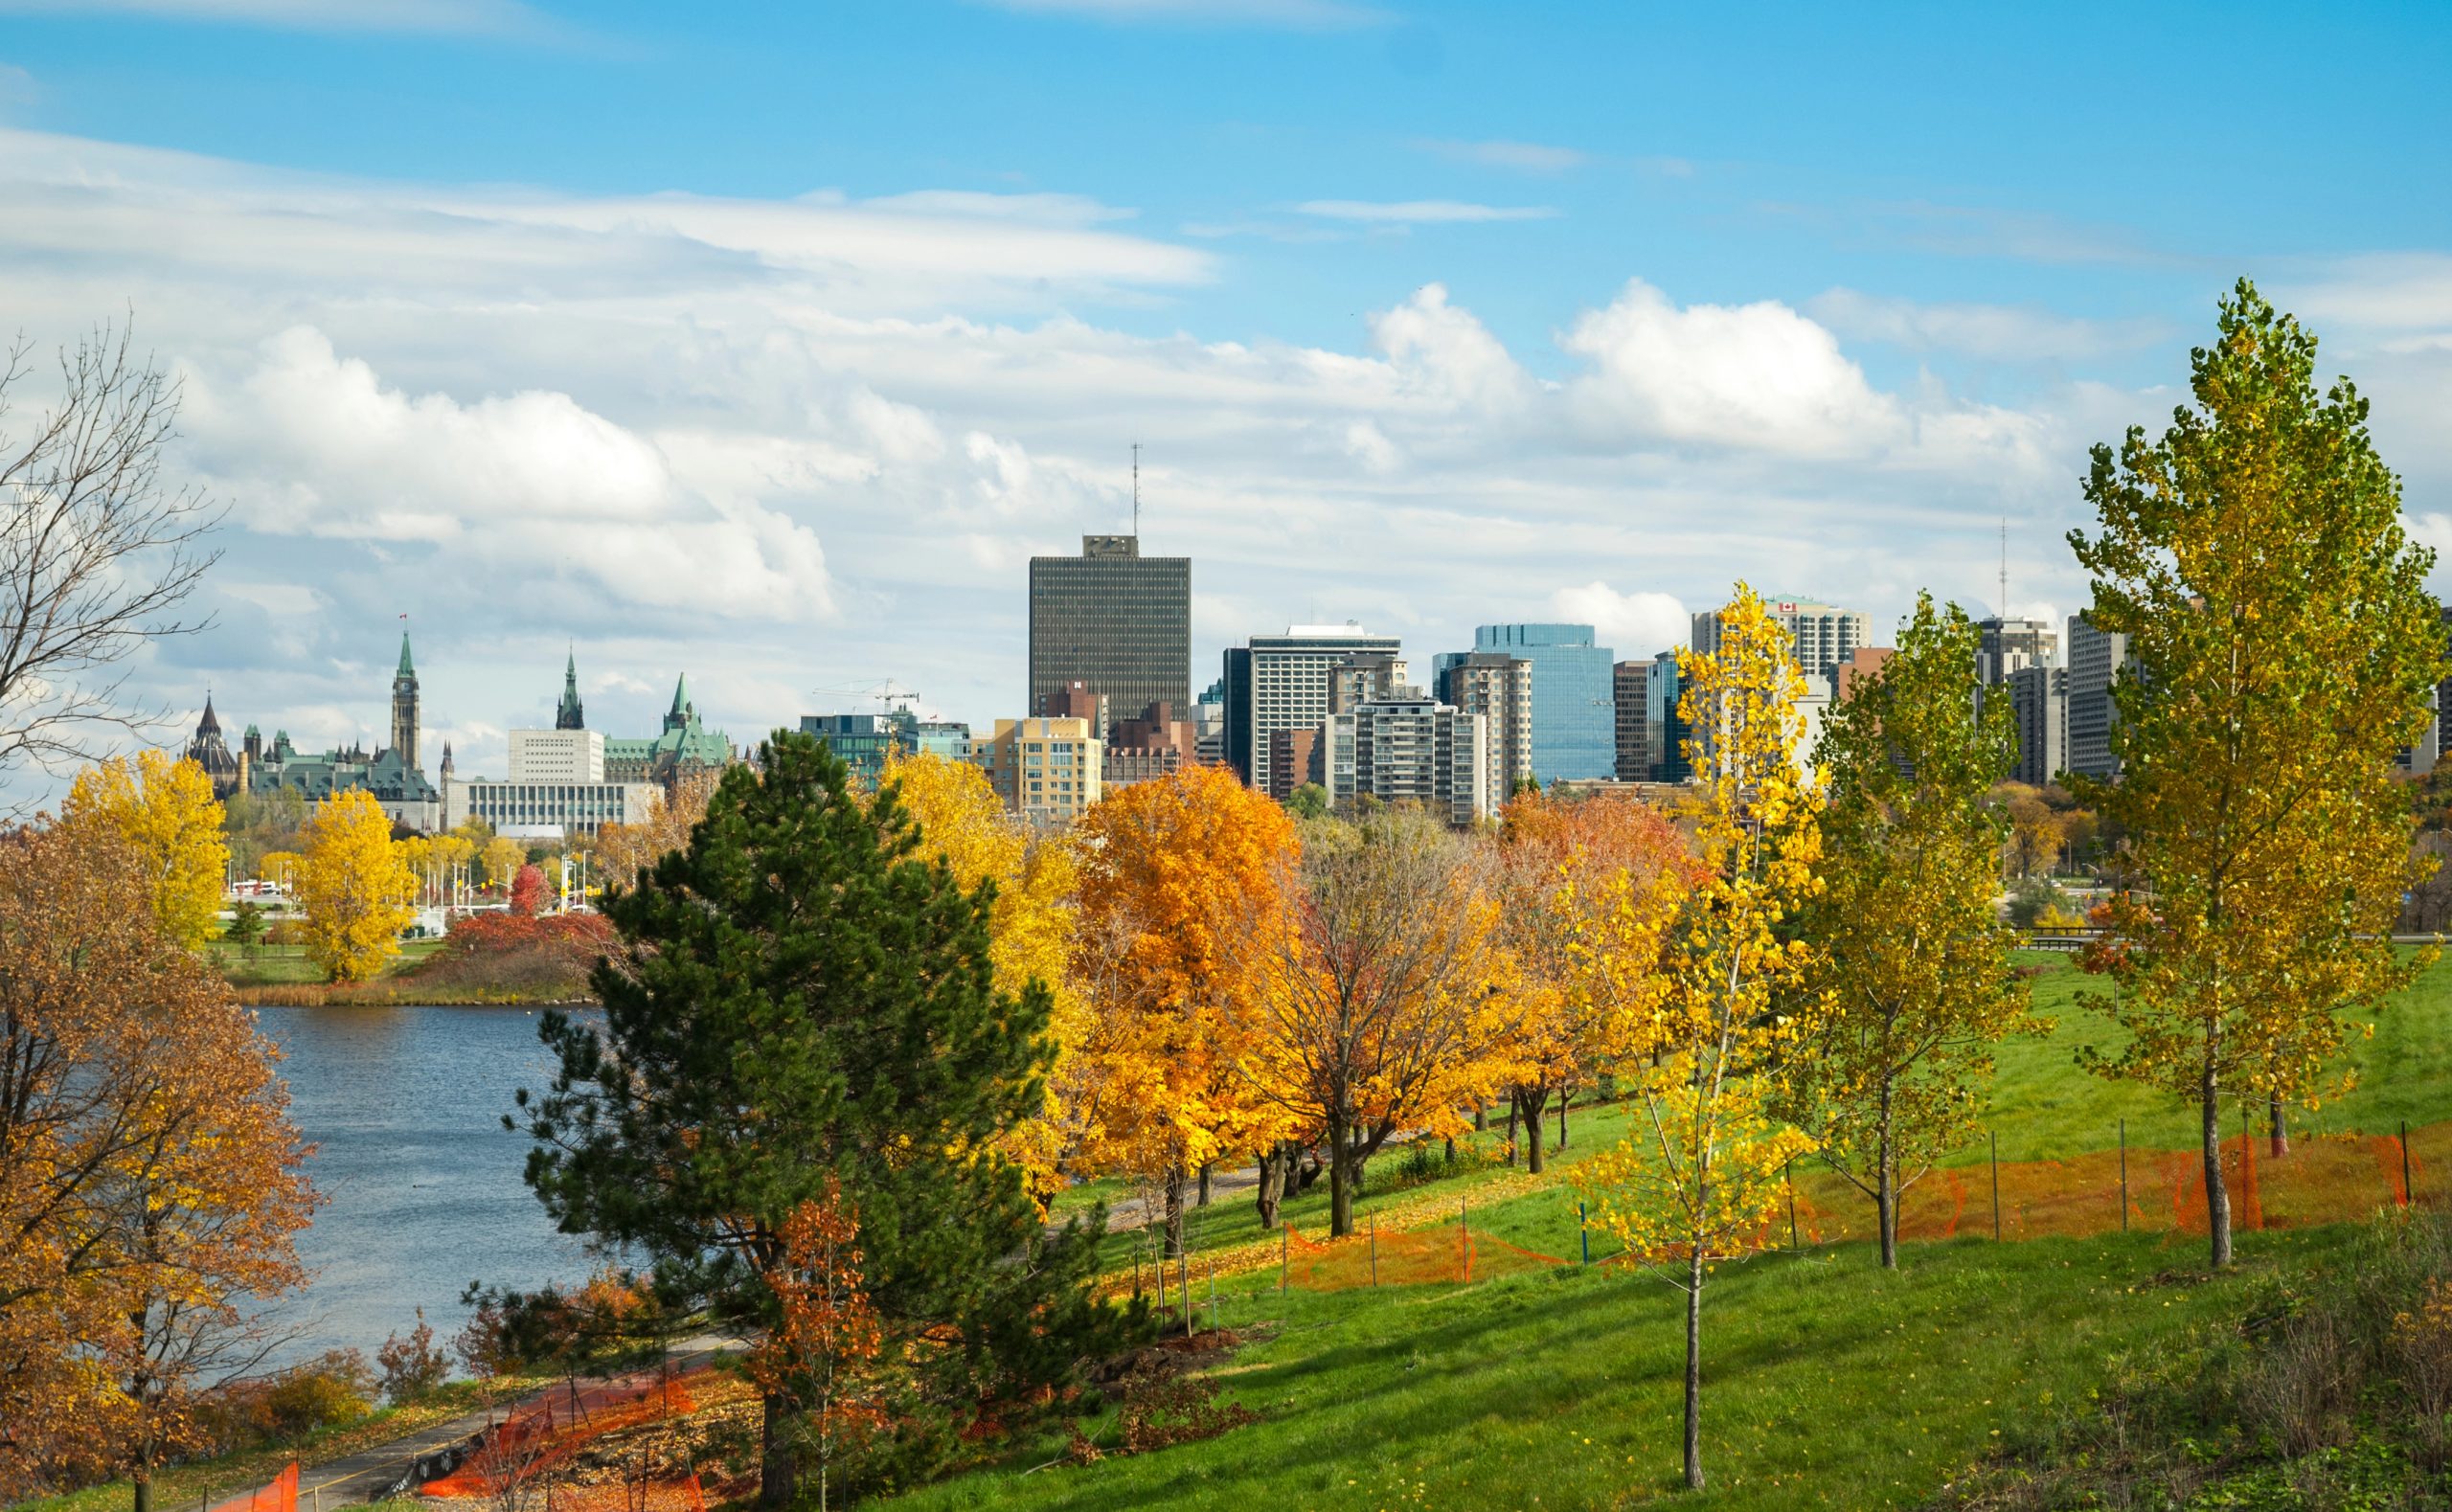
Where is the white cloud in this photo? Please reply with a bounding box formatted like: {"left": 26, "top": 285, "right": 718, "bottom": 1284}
{"left": 1294, "top": 199, "right": 1558, "bottom": 224}
{"left": 1413, "top": 139, "right": 1587, "bottom": 175}
{"left": 0, "top": 0, "right": 554, "bottom": 34}
{"left": 186, "top": 327, "right": 836, "bottom": 623}
{"left": 1808, "top": 288, "right": 2171, "bottom": 362}
{"left": 1562, "top": 278, "right": 1903, "bottom": 456}
{"left": 1548, "top": 583, "right": 1689, "bottom": 660}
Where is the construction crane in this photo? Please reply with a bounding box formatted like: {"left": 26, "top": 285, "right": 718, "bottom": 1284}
{"left": 808, "top": 679, "right": 923, "bottom": 716}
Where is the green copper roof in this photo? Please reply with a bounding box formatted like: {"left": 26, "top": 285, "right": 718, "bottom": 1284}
{"left": 669, "top": 673, "right": 689, "bottom": 717}
{"left": 397, "top": 631, "right": 416, "bottom": 678}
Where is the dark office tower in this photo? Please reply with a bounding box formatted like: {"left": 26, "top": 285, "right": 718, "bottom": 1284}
{"left": 1028, "top": 534, "right": 1191, "bottom": 722}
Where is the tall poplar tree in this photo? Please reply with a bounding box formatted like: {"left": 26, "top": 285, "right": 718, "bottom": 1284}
{"left": 513, "top": 733, "right": 1131, "bottom": 1507}
{"left": 1781, "top": 595, "right": 2034, "bottom": 1268}
{"left": 2070, "top": 280, "right": 2441, "bottom": 1269}
{"left": 1573, "top": 584, "right": 1819, "bottom": 1493}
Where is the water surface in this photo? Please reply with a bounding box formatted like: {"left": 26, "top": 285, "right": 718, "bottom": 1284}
{"left": 256, "top": 1004, "right": 599, "bottom": 1366}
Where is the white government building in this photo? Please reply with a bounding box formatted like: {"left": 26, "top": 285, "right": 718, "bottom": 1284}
{"left": 442, "top": 728, "right": 662, "bottom": 839}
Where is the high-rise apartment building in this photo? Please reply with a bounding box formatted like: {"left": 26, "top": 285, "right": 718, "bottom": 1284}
{"left": 1222, "top": 624, "right": 1404, "bottom": 793}
{"left": 1646, "top": 649, "right": 1690, "bottom": 782}
{"left": 1328, "top": 652, "right": 1411, "bottom": 713}
{"left": 1471, "top": 623, "right": 1614, "bottom": 783}
{"left": 1612, "top": 660, "right": 1650, "bottom": 782}
{"left": 1323, "top": 688, "right": 1489, "bottom": 827}
{"left": 1694, "top": 598, "right": 1870, "bottom": 686}
{"left": 1027, "top": 535, "right": 1191, "bottom": 723}
{"left": 1977, "top": 617, "right": 2057, "bottom": 685}
{"left": 1267, "top": 729, "right": 1321, "bottom": 801}
{"left": 2007, "top": 665, "right": 2067, "bottom": 787}
{"left": 1437, "top": 651, "right": 1535, "bottom": 801}
{"left": 976, "top": 716, "right": 1103, "bottom": 824}
{"left": 2064, "top": 613, "right": 2129, "bottom": 780}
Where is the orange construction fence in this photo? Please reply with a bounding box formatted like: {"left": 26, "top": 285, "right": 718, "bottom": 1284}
{"left": 1774, "top": 1120, "right": 2433, "bottom": 1250}
{"left": 1283, "top": 1215, "right": 1568, "bottom": 1290}
{"left": 420, "top": 1366, "right": 702, "bottom": 1500}
{"left": 206, "top": 1462, "right": 295, "bottom": 1512}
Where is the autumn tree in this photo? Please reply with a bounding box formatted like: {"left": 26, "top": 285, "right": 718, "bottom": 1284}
{"left": 294, "top": 789, "right": 417, "bottom": 982}
{"left": 513, "top": 733, "right": 1130, "bottom": 1509}
{"left": 1239, "top": 805, "right": 1508, "bottom": 1235}
{"left": 746, "top": 1181, "right": 886, "bottom": 1512}
{"left": 591, "top": 771, "right": 715, "bottom": 892}
{"left": 0, "top": 824, "right": 312, "bottom": 1501}
{"left": 1782, "top": 595, "right": 2036, "bottom": 1268}
{"left": 1492, "top": 791, "right": 1693, "bottom": 1173}
{"left": 885, "top": 750, "right": 1082, "bottom": 1205}
{"left": 60, "top": 750, "right": 230, "bottom": 950}
{"left": 1572, "top": 583, "right": 1820, "bottom": 1492}
{"left": 481, "top": 836, "right": 527, "bottom": 895}
{"left": 0, "top": 323, "right": 222, "bottom": 802}
{"left": 1073, "top": 765, "right": 1299, "bottom": 1248}
{"left": 509, "top": 864, "right": 545, "bottom": 917}
{"left": 2069, "top": 281, "right": 2442, "bottom": 1268}
{"left": 1993, "top": 783, "right": 2065, "bottom": 879}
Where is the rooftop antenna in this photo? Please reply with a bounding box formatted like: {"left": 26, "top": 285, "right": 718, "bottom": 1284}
{"left": 1999, "top": 518, "right": 2009, "bottom": 619}
{"left": 1131, "top": 442, "right": 1142, "bottom": 537}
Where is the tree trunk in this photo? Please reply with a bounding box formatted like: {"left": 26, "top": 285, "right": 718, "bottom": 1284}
{"left": 1504, "top": 1095, "right": 1519, "bottom": 1167}
{"left": 1197, "top": 1161, "right": 1213, "bottom": 1207}
{"left": 1255, "top": 1145, "right": 1285, "bottom": 1230}
{"left": 1328, "top": 1120, "right": 1356, "bottom": 1237}
{"left": 1683, "top": 1250, "right": 1706, "bottom": 1490}
{"left": 2202, "top": 1069, "right": 2232, "bottom": 1268}
{"left": 2268, "top": 1094, "right": 2288, "bottom": 1159}
{"left": 1518, "top": 1089, "right": 1549, "bottom": 1175}
{"left": 1876, "top": 1087, "right": 1897, "bottom": 1270}
{"left": 132, "top": 1469, "right": 151, "bottom": 1512}
{"left": 1163, "top": 1168, "right": 1188, "bottom": 1259}
{"left": 760, "top": 1391, "right": 802, "bottom": 1510}
{"left": 1475, "top": 1103, "right": 1487, "bottom": 1133}
{"left": 1558, "top": 1086, "right": 1569, "bottom": 1149}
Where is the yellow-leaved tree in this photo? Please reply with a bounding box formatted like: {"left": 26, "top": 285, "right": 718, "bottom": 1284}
{"left": 295, "top": 789, "right": 418, "bottom": 982}
{"left": 885, "top": 749, "right": 1083, "bottom": 1206}
{"left": 1572, "top": 582, "right": 1820, "bottom": 1493}
{"left": 60, "top": 750, "right": 229, "bottom": 950}
{"left": 1074, "top": 765, "right": 1298, "bottom": 1252}
{"left": 1780, "top": 594, "right": 2038, "bottom": 1268}
{"left": 2070, "top": 281, "right": 2444, "bottom": 1269}
{"left": 480, "top": 835, "right": 527, "bottom": 896}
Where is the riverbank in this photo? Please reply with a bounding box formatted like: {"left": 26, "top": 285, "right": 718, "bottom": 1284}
{"left": 215, "top": 941, "right": 601, "bottom": 1007}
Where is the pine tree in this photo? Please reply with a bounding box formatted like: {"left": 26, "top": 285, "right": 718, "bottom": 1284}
{"left": 512, "top": 733, "right": 1133, "bottom": 1507}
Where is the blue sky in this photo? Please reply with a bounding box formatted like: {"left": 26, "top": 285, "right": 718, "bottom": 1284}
{"left": 2, "top": 0, "right": 2448, "bottom": 795}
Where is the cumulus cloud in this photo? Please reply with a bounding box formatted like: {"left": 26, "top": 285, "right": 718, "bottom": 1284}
{"left": 186, "top": 327, "right": 836, "bottom": 623}
{"left": 1562, "top": 278, "right": 1903, "bottom": 456}
{"left": 1548, "top": 583, "right": 1689, "bottom": 660}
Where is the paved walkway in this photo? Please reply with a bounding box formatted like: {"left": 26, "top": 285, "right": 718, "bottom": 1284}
{"left": 293, "top": 1335, "right": 736, "bottom": 1508}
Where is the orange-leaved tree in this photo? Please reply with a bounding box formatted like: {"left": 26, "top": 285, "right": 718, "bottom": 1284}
{"left": 1073, "top": 765, "right": 1298, "bottom": 1252}
{"left": 1572, "top": 583, "right": 1820, "bottom": 1493}
{"left": 1492, "top": 789, "right": 1695, "bottom": 1173}
{"left": 0, "top": 823, "right": 313, "bottom": 1503}
{"left": 747, "top": 1179, "right": 886, "bottom": 1512}
{"left": 1238, "top": 804, "right": 1510, "bottom": 1237}
{"left": 886, "top": 749, "right": 1084, "bottom": 1206}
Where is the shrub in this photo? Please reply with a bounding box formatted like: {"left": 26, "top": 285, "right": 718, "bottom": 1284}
{"left": 375, "top": 1309, "right": 452, "bottom": 1405}
{"left": 2005, "top": 877, "right": 2071, "bottom": 930}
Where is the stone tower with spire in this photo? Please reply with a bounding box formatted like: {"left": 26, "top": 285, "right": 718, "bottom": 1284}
{"left": 556, "top": 649, "right": 585, "bottom": 731}
{"left": 391, "top": 630, "right": 420, "bottom": 771}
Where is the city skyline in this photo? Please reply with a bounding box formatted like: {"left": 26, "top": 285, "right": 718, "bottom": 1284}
{"left": 2, "top": 2, "right": 2448, "bottom": 808}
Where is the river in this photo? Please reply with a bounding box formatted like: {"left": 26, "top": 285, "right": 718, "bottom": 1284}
{"left": 255, "top": 1004, "right": 601, "bottom": 1368}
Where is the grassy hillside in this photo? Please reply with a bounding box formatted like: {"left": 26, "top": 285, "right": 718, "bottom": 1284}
{"left": 903, "top": 951, "right": 2452, "bottom": 1510}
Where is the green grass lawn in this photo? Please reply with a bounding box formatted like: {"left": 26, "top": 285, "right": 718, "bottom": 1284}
{"left": 208, "top": 937, "right": 445, "bottom": 986}
{"left": 897, "top": 950, "right": 2452, "bottom": 1510}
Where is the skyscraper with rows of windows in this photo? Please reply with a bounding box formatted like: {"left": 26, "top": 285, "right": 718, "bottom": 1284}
{"left": 1027, "top": 535, "right": 1190, "bottom": 727}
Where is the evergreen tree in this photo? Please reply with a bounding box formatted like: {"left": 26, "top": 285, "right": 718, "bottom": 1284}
{"left": 512, "top": 732, "right": 1133, "bottom": 1506}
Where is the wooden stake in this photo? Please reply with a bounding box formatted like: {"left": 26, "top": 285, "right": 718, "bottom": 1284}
{"left": 1989, "top": 1130, "right": 2002, "bottom": 1241}
{"left": 2119, "top": 1118, "right": 2128, "bottom": 1233}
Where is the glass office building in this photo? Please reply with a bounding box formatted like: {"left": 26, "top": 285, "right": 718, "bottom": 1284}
{"left": 1472, "top": 623, "right": 1616, "bottom": 783}
{"left": 1028, "top": 535, "right": 1191, "bottom": 721}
